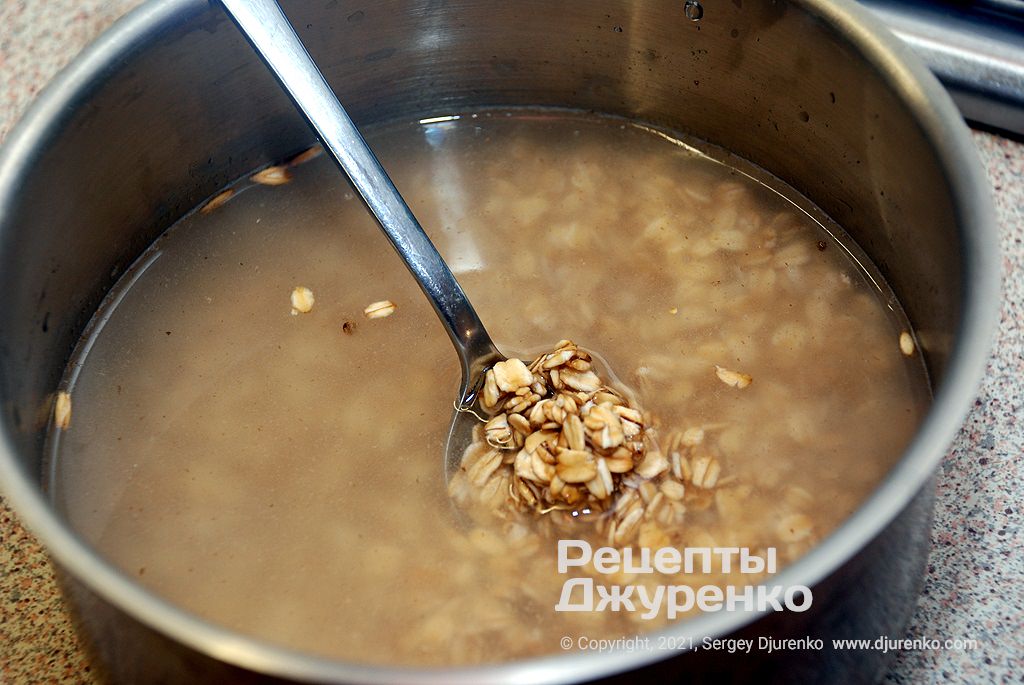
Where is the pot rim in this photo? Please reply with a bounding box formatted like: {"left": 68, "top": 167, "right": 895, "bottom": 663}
{"left": 0, "top": 0, "right": 1000, "bottom": 682}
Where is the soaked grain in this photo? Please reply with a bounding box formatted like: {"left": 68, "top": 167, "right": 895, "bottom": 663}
{"left": 49, "top": 111, "right": 929, "bottom": 666}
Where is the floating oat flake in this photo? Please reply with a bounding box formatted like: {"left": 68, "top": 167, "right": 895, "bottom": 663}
{"left": 54, "top": 391, "right": 72, "bottom": 430}
{"left": 290, "top": 286, "right": 315, "bottom": 315}
{"left": 899, "top": 331, "right": 915, "bottom": 357}
{"left": 715, "top": 365, "right": 752, "bottom": 389}
{"left": 251, "top": 165, "right": 292, "bottom": 186}
{"left": 200, "top": 189, "right": 235, "bottom": 214}
{"left": 363, "top": 300, "right": 397, "bottom": 319}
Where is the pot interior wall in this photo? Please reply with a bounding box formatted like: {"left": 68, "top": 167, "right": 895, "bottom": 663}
{"left": 0, "top": 0, "right": 961, "bottom": 488}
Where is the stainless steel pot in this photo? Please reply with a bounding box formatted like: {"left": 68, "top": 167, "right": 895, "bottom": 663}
{"left": 0, "top": 0, "right": 999, "bottom": 683}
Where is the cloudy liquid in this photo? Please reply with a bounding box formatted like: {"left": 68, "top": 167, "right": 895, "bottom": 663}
{"left": 49, "top": 111, "right": 928, "bottom": 665}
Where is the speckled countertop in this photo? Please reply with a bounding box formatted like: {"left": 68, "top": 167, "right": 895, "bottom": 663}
{"left": 0, "top": 1, "right": 1021, "bottom": 683}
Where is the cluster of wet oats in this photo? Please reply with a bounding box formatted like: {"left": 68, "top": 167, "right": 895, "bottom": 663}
{"left": 450, "top": 340, "right": 731, "bottom": 546}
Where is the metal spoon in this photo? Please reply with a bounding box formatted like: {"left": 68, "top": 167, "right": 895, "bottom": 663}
{"left": 219, "top": 0, "right": 504, "bottom": 481}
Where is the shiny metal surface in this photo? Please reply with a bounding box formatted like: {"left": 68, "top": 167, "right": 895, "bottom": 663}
{"left": 861, "top": 0, "right": 1024, "bottom": 135}
{"left": 0, "top": 0, "right": 1000, "bottom": 683}
{"left": 219, "top": 0, "right": 503, "bottom": 390}
{"left": 218, "top": 0, "right": 503, "bottom": 482}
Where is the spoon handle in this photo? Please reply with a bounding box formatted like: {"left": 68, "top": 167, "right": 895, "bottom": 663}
{"left": 220, "top": 0, "right": 502, "bottom": 390}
